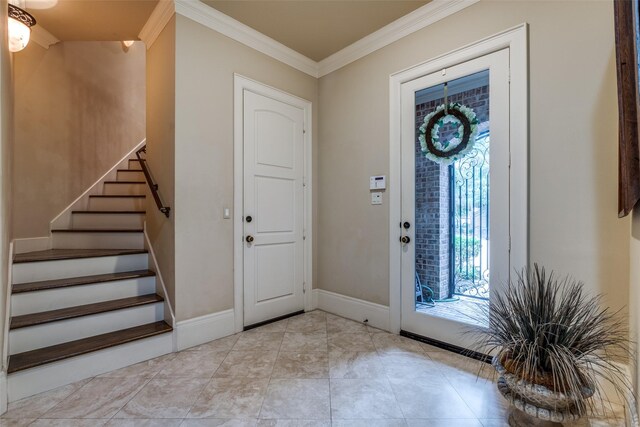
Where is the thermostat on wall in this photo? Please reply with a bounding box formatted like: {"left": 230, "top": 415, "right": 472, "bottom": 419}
{"left": 370, "top": 175, "right": 386, "bottom": 190}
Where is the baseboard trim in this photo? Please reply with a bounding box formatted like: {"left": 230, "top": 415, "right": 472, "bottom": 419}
{"left": 627, "top": 371, "right": 639, "bottom": 427}
{"left": 175, "top": 309, "right": 235, "bottom": 351}
{"left": 314, "top": 289, "right": 390, "bottom": 331}
{"left": 0, "top": 371, "right": 6, "bottom": 415}
{"left": 12, "top": 237, "right": 51, "bottom": 255}
{"left": 243, "top": 310, "right": 304, "bottom": 331}
{"left": 608, "top": 363, "right": 638, "bottom": 425}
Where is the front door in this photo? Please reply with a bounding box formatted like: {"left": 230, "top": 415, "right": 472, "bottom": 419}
{"left": 400, "top": 49, "right": 511, "bottom": 348}
{"left": 242, "top": 89, "right": 305, "bottom": 327}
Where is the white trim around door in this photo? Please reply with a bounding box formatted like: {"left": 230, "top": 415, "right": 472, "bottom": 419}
{"left": 388, "top": 23, "right": 529, "bottom": 334}
{"left": 233, "top": 74, "right": 313, "bottom": 333}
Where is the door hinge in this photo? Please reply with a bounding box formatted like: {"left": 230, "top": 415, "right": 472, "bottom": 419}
{"left": 303, "top": 129, "right": 307, "bottom": 134}
{"left": 303, "top": 282, "right": 306, "bottom": 293}
{"left": 508, "top": 236, "right": 512, "bottom": 252}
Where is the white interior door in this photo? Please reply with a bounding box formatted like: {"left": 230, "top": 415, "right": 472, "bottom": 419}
{"left": 243, "top": 89, "right": 305, "bottom": 326}
{"left": 400, "top": 49, "right": 510, "bottom": 348}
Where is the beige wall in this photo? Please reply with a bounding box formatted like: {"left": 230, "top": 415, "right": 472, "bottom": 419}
{"left": 631, "top": 209, "right": 640, "bottom": 413}
{"left": 146, "top": 16, "right": 176, "bottom": 308}
{"left": 173, "top": 14, "right": 318, "bottom": 321}
{"left": 0, "top": 0, "right": 12, "bottom": 392}
{"left": 12, "top": 41, "right": 146, "bottom": 238}
{"left": 317, "top": 0, "right": 629, "bottom": 311}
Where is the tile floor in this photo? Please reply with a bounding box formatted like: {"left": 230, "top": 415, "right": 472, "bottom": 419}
{"left": 0, "top": 311, "right": 628, "bottom": 426}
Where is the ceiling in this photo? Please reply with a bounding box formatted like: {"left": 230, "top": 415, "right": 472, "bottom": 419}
{"left": 23, "top": 0, "right": 430, "bottom": 60}
{"left": 201, "top": 1, "right": 430, "bottom": 61}
{"left": 24, "top": 0, "right": 158, "bottom": 41}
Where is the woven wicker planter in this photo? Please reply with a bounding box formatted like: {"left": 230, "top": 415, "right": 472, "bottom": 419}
{"left": 493, "top": 354, "right": 594, "bottom": 423}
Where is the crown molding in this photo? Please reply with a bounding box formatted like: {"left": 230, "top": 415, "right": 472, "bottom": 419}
{"left": 174, "top": 0, "right": 318, "bottom": 77}
{"left": 31, "top": 25, "right": 59, "bottom": 49}
{"left": 139, "top": 0, "right": 175, "bottom": 49}
{"left": 140, "top": 0, "right": 479, "bottom": 78}
{"left": 317, "top": 0, "right": 480, "bottom": 77}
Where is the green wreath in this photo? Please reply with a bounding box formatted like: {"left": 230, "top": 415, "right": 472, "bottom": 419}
{"left": 418, "top": 102, "right": 479, "bottom": 165}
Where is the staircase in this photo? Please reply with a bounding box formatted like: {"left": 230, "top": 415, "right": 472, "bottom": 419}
{"left": 7, "top": 157, "right": 174, "bottom": 402}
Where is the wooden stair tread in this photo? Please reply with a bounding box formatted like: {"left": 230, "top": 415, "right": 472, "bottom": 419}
{"left": 12, "top": 270, "right": 156, "bottom": 294}
{"left": 51, "top": 228, "right": 143, "bottom": 233}
{"left": 14, "top": 249, "right": 148, "bottom": 264}
{"left": 104, "top": 181, "right": 146, "bottom": 184}
{"left": 72, "top": 210, "right": 146, "bottom": 215}
{"left": 8, "top": 321, "right": 172, "bottom": 373}
{"left": 10, "top": 294, "right": 164, "bottom": 330}
{"left": 89, "top": 195, "right": 145, "bottom": 198}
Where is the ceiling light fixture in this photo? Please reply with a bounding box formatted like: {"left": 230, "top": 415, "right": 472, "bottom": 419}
{"left": 8, "top": 3, "right": 36, "bottom": 53}
{"left": 122, "top": 40, "right": 135, "bottom": 48}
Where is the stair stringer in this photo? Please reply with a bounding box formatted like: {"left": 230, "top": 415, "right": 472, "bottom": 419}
{"left": 144, "top": 226, "right": 176, "bottom": 338}
{"left": 48, "top": 139, "right": 147, "bottom": 233}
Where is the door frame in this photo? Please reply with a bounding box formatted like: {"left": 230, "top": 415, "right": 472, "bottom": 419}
{"left": 233, "top": 74, "right": 313, "bottom": 333}
{"left": 388, "top": 24, "right": 529, "bottom": 334}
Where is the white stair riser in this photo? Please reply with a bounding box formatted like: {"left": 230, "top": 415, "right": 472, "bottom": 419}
{"left": 10, "top": 302, "right": 164, "bottom": 354}
{"left": 117, "top": 170, "right": 145, "bottom": 181}
{"left": 11, "top": 277, "right": 156, "bottom": 316}
{"left": 88, "top": 197, "right": 145, "bottom": 211}
{"left": 71, "top": 213, "right": 144, "bottom": 230}
{"left": 52, "top": 232, "right": 144, "bottom": 250}
{"left": 12, "top": 254, "right": 148, "bottom": 284}
{"left": 103, "top": 183, "right": 147, "bottom": 196}
{"left": 8, "top": 332, "right": 172, "bottom": 402}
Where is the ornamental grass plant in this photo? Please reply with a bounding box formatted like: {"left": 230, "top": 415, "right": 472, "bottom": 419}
{"left": 469, "top": 264, "right": 634, "bottom": 417}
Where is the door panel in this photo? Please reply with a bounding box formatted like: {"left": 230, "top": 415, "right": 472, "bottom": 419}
{"left": 243, "top": 90, "right": 305, "bottom": 326}
{"left": 255, "top": 111, "right": 296, "bottom": 169}
{"left": 400, "top": 49, "right": 510, "bottom": 348}
{"left": 255, "top": 177, "right": 295, "bottom": 233}
{"left": 256, "top": 243, "right": 296, "bottom": 301}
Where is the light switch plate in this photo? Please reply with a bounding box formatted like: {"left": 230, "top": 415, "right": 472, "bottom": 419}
{"left": 371, "top": 193, "right": 382, "bottom": 205}
{"left": 223, "top": 208, "right": 231, "bottom": 219}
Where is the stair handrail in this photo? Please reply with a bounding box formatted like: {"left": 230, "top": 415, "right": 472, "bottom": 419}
{"left": 136, "top": 145, "right": 170, "bottom": 218}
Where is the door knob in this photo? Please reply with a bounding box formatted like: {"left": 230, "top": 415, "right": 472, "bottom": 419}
{"left": 246, "top": 216, "right": 253, "bottom": 223}
{"left": 400, "top": 236, "right": 410, "bottom": 244}
{"left": 403, "top": 222, "right": 411, "bottom": 229}
{"left": 246, "top": 235, "right": 255, "bottom": 243}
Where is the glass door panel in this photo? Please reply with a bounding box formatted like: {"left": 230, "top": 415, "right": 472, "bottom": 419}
{"left": 400, "top": 49, "right": 510, "bottom": 349}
